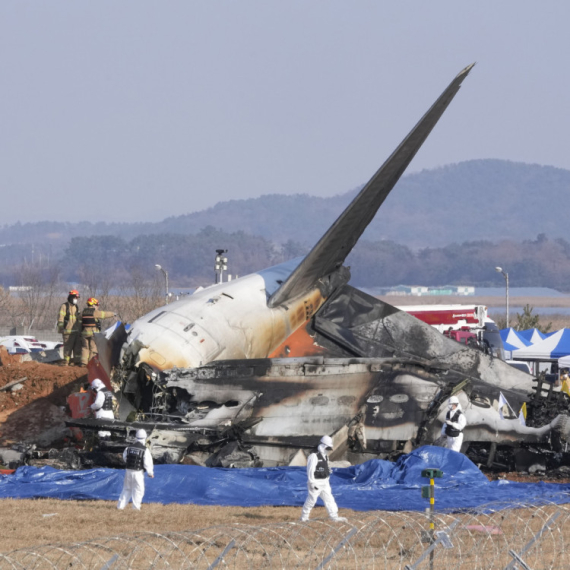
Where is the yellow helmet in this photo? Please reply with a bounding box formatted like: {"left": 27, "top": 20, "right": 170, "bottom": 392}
{"left": 87, "top": 297, "right": 99, "bottom": 307}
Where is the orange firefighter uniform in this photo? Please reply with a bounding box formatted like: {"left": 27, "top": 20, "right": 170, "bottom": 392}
{"left": 80, "top": 298, "right": 117, "bottom": 366}
{"left": 57, "top": 290, "right": 82, "bottom": 365}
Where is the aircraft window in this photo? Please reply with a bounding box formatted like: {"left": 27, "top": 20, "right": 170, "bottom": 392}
{"left": 183, "top": 323, "right": 195, "bottom": 332}
{"left": 390, "top": 394, "right": 409, "bottom": 403}
{"left": 222, "top": 293, "right": 234, "bottom": 299}
{"left": 197, "top": 401, "right": 221, "bottom": 409}
{"left": 225, "top": 400, "right": 239, "bottom": 408}
{"left": 148, "top": 311, "right": 166, "bottom": 323}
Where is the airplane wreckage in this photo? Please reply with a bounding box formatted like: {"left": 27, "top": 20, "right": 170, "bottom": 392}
{"left": 66, "top": 64, "right": 570, "bottom": 475}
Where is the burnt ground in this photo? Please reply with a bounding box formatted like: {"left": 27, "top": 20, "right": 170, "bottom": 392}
{"left": 487, "top": 472, "right": 570, "bottom": 484}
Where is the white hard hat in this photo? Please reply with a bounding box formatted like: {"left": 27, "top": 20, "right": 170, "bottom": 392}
{"left": 91, "top": 379, "right": 104, "bottom": 390}
{"left": 135, "top": 429, "right": 147, "bottom": 441}
{"left": 320, "top": 435, "right": 333, "bottom": 449}
{"left": 449, "top": 396, "right": 460, "bottom": 406}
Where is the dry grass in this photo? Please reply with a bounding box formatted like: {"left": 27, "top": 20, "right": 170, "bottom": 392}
{"left": 0, "top": 499, "right": 303, "bottom": 552}
{"left": 1, "top": 500, "right": 570, "bottom": 569}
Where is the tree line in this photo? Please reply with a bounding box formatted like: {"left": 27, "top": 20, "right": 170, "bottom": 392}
{"left": 1, "top": 229, "right": 570, "bottom": 297}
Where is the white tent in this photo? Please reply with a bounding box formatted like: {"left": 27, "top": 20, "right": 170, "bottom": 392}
{"left": 559, "top": 355, "right": 570, "bottom": 368}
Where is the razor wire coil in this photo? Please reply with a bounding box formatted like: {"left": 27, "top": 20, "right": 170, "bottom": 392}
{"left": 2, "top": 495, "right": 570, "bottom": 569}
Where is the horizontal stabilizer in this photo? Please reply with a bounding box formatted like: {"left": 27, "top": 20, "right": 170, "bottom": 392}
{"left": 268, "top": 64, "right": 474, "bottom": 308}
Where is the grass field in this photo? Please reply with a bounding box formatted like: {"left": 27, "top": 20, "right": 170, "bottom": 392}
{"left": 1, "top": 499, "right": 569, "bottom": 569}
{"left": 0, "top": 499, "right": 304, "bottom": 552}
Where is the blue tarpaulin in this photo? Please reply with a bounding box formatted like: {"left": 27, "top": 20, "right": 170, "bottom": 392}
{"left": 1, "top": 447, "right": 569, "bottom": 511}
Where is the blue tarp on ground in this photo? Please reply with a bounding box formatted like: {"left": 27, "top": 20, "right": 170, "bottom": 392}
{"left": 1, "top": 447, "right": 569, "bottom": 511}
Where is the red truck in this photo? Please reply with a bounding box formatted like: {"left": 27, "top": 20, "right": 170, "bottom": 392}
{"left": 398, "top": 304, "right": 505, "bottom": 358}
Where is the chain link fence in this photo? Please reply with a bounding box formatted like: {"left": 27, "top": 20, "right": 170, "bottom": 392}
{"left": 1, "top": 495, "right": 570, "bottom": 569}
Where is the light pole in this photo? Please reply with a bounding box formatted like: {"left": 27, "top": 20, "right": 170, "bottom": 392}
{"left": 215, "top": 249, "right": 228, "bottom": 284}
{"left": 495, "top": 266, "right": 509, "bottom": 327}
{"left": 155, "top": 264, "right": 169, "bottom": 305}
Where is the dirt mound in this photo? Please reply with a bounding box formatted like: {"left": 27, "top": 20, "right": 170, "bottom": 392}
{"left": 0, "top": 401, "right": 68, "bottom": 443}
{"left": 0, "top": 352, "right": 87, "bottom": 445}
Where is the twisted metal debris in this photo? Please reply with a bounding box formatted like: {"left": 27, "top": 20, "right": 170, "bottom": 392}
{"left": 1, "top": 495, "right": 570, "bottom": 569}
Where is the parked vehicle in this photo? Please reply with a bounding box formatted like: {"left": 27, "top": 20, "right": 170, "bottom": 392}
{"left": 399, "top": 304, "right": 505, "bottom": 360}
{"left": 0, "top": 336, "right": 62, "bottom": 354}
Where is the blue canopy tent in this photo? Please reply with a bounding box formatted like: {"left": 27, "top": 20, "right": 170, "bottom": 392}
{"left": 519, "top": 328, "right": 549, "bottom": 345}
{"left": 500, "top": 328, "right": 531, "bottom": 353}
{"left": 514, "top": 328, "right": 570, "bottom": 360}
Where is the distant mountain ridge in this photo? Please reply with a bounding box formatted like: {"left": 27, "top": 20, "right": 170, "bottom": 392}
{"left": 2, "top": 159, "right": 569, "bottom": 249}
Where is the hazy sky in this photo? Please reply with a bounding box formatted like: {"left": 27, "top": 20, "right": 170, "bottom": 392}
{"left": 1, "top": 2, "right": 569, "bottom": 225}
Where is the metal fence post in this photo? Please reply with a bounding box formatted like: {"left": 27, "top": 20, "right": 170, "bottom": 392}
{"left": 100, "top": 554, "right": 118, "bottom": 570}
{"left": 315, "top": 527, "right": 358, "bottom": 570}
{"left": 207, "top": 539, "right": 236, "bottom": 570}
{"left": 404, "top": 519, "right": 460, "bottom": 570}
{"left": 503, "top": 511, "right": 561, "bottom": 570}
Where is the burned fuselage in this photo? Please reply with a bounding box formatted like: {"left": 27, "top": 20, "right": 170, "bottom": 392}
{"left": 104, "top": 289, "right": 570, "bottom": 468}
{"left": 70, "top": 63, "right": 570, "bottom": 471}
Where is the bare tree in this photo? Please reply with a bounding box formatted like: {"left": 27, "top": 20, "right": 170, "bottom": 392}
{"left": 77, "top": 262, "right": 114, "bottom": 308}
{"left": 15, "top": 261, "right": 62, "bottom": 331}
{"left": 0, "top": 286, "right": 10, "bottom": 313}
{"left": 0, "top": 287, "right": 15, "bottom": 329}
{"left": 116, "top": 264, "right": 164, "bottom": 324}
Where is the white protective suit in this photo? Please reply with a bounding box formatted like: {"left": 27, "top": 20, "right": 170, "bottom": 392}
{"left": 117, "top": 442, "right": 154, "bottom": 510}
{"left": 300, "top": 443, "right": 340, "bottom": 521}
{"left": 90, "top": 387, "right": 115, "bottom": 438}
{"left": 441, "top": 402, "right": 467, "bottom": 452}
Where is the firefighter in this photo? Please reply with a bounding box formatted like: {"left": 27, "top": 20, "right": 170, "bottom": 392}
{"left": 90, "top": 378, "right": 116, "bottom": 438}
{"left": 117, "top": 429, "right": 154, "bottom": 511}
{"left": 80, "top": 298, "right": 117, "bottom": 366}
{"left": 441, "top": 395, "right": 467, "bottom": 452}
{"left": 57, "top": 290, "right": 82, "bottom": 366}
{"left": 300, "top": 435, "right": 347, "bottom": 523}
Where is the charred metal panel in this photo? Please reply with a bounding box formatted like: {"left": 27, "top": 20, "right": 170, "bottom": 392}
{"left": 164, "top": 358, "right": 377, "bottom": 436}
{"left": 313, "top": 285, "right": 533, "bottom": 396}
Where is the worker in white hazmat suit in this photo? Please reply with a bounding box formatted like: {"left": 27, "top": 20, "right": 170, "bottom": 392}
{"left": 117, "top": 429, "right": 154, "bottom": 511}
{"left": 90, "top": 378, "right": 116, "bottom": 438}
{"left": 300, "top": 435, "right": 348, "bottom": 522}
{"left": 441, "top": 396, "right": 467, "bottom": 452}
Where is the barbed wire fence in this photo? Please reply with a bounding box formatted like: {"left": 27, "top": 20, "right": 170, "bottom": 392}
{"left": 1, "top": 495, "right": 570, "bottom": 569}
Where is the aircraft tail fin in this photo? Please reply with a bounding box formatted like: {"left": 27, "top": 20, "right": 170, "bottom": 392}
{"left": 268, "top": 63, "right": 475, "bottom": 308}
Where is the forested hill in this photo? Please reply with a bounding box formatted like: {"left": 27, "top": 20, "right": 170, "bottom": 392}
{"left": 2, "top": 159, "right": 569, "bottom": 249}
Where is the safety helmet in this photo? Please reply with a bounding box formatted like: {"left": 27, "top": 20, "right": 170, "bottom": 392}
{"left": 87, "top": 297, "right": 99, "bottom": 307}
{"left": 449, "top": 396, "right": 460, "bottom": 406}
{"left": 136, "top": 429, "right": 147, "bottom": 441}
{"left": 91, "top": 378, "right": 104, "bottom": 391}
{"left": 320, "top": 435, "right": 334, "bottom": 450}
{"left": 69, "top": 289, "right": 80, "bottom": 298}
